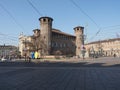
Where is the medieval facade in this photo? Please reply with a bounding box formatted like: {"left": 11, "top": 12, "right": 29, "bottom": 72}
{"left": 19, "top": 17, "right": 84, "bottom": 58}
{"left": 19, "top": 16, "right": 120, "bottom": 58}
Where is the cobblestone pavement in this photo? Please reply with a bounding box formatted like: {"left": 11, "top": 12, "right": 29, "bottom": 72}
{"left": 0, "top": 57, "right": 120, "bottom": 90}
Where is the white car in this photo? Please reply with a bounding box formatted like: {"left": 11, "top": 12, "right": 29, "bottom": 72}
{"left": 1, "top": 57, "right": 8, "bottom": 61}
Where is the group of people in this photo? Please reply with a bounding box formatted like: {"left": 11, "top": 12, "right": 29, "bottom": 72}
{"left": 31, "top": 51, "right": 39, "bottom": 59}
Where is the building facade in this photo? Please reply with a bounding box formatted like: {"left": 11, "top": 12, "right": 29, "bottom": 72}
{"left": 0, "top": 45, "right": 19, "bottom": 59}
{"left": 19, "top": 17, "right": 84, "bottom": 58}
{"left": 19, "top": 16, "right": 120, "bottom": 58}
{"left": 85, "top": 38, "right": 120, "bottom": 57}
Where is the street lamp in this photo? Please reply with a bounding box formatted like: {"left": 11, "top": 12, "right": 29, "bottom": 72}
{"left": 23, "top": 48, "right": 27, "bottom": 61}
{"left": 22, "top": 37, "right": 27, "bottom": 61}
{"left": 110, "top": 48, "right": 113, "bottom": 56}
{"left": 79, "top": 34, "right": 86, "bottom": 43}
{"left": 80, "top": 34, "right": 86, "bottom": 59}
{"left": 90, "top": 46, "right": 95, "bottom": 58}
{"left": 81, "top": 45, "right": 86, "bottom": 59}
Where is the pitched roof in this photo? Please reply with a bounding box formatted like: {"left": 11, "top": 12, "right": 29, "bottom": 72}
{"left": 52, "top": 28, "right": 75, "bottom": 37}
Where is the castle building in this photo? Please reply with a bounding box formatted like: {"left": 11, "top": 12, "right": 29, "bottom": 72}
{"left": 19, "top": 16, "right": 120, "bottom": 58}
{"left": 19, "top": 17, "right": 84, "bottom": 58}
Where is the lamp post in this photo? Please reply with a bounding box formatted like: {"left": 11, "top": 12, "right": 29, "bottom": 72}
{"left": 90, "top": 46, "right": 95, "bottom": 58}
{"left": 23, "top": 37, "right": 27, "bottom": 61}
{"left": 81, "top": 45, "right": 86, "bottom": 59}
{"left": 111, "top": 48, "right": 113, "bottom": 56}
{"left": 23, "top": 48, "right": 27, "bottom": 61}
{"left": 80, "top": 34, "right": 86, "bottom": 59}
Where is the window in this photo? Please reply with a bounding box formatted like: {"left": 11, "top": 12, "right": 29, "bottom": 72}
{"left": 43, "top": 19, "right": 46, "bottom": 22}
{"left": 64, "top": 43, "right": 66, "bottom": 47}
{"left": 51, "top": 42, "right": 54, "bottom": 47}
{"left": 60, "top": 43, "right": 62, "bottom": 48}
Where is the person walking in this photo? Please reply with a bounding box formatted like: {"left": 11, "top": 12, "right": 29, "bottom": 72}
{"left": 35, "top": 51, "right": 39, "bottom": 59}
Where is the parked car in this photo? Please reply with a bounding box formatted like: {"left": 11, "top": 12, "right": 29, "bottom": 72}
{"left": 1, "top": 57, "right": 8, "bottom": 61}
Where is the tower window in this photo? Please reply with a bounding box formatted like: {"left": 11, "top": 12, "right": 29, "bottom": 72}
{"left": 43, "top": 18, "right": 46, "bottom": 22}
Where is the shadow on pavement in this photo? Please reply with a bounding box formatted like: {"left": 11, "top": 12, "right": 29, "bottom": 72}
{"left": 0, "top": 60, "right": 120, "bottom": 67}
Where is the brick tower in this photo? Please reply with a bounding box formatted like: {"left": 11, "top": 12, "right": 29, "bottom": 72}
{"left": 39, "top": 17, "right": 53, "bottom": 55}
{"left": 74, "top": 26, "right": 84, "bottom": 57}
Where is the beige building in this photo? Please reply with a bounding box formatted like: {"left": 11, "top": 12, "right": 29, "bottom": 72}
{"left": 85, "top": 38, "right": 120, "bottom": 57}
{"left": 0, "top": 45, "right": 18, "bottom": 59}
{"left": 19, "top": 33, "right": 34, "bottom": 57}
{"left": 19, "top": 17, "right": 84, "bottom": 58}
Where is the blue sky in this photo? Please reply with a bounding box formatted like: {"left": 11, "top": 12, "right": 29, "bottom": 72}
{"left": 0, "top": 0, "right": 120, "bottom": 46}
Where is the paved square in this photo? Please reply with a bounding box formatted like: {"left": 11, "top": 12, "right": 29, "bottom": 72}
{"left": 0, "top": 57, "right": 120, "bottom": 90}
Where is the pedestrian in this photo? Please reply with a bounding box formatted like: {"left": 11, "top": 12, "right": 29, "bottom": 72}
{"left": 35, "top": 51, "right": 39, "bottom": 59}
{"left": 31, "top": 52, "right": 35, "bottom": 59}
{"left": 113, "top": 53, "right": 116, "bottom": 58}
